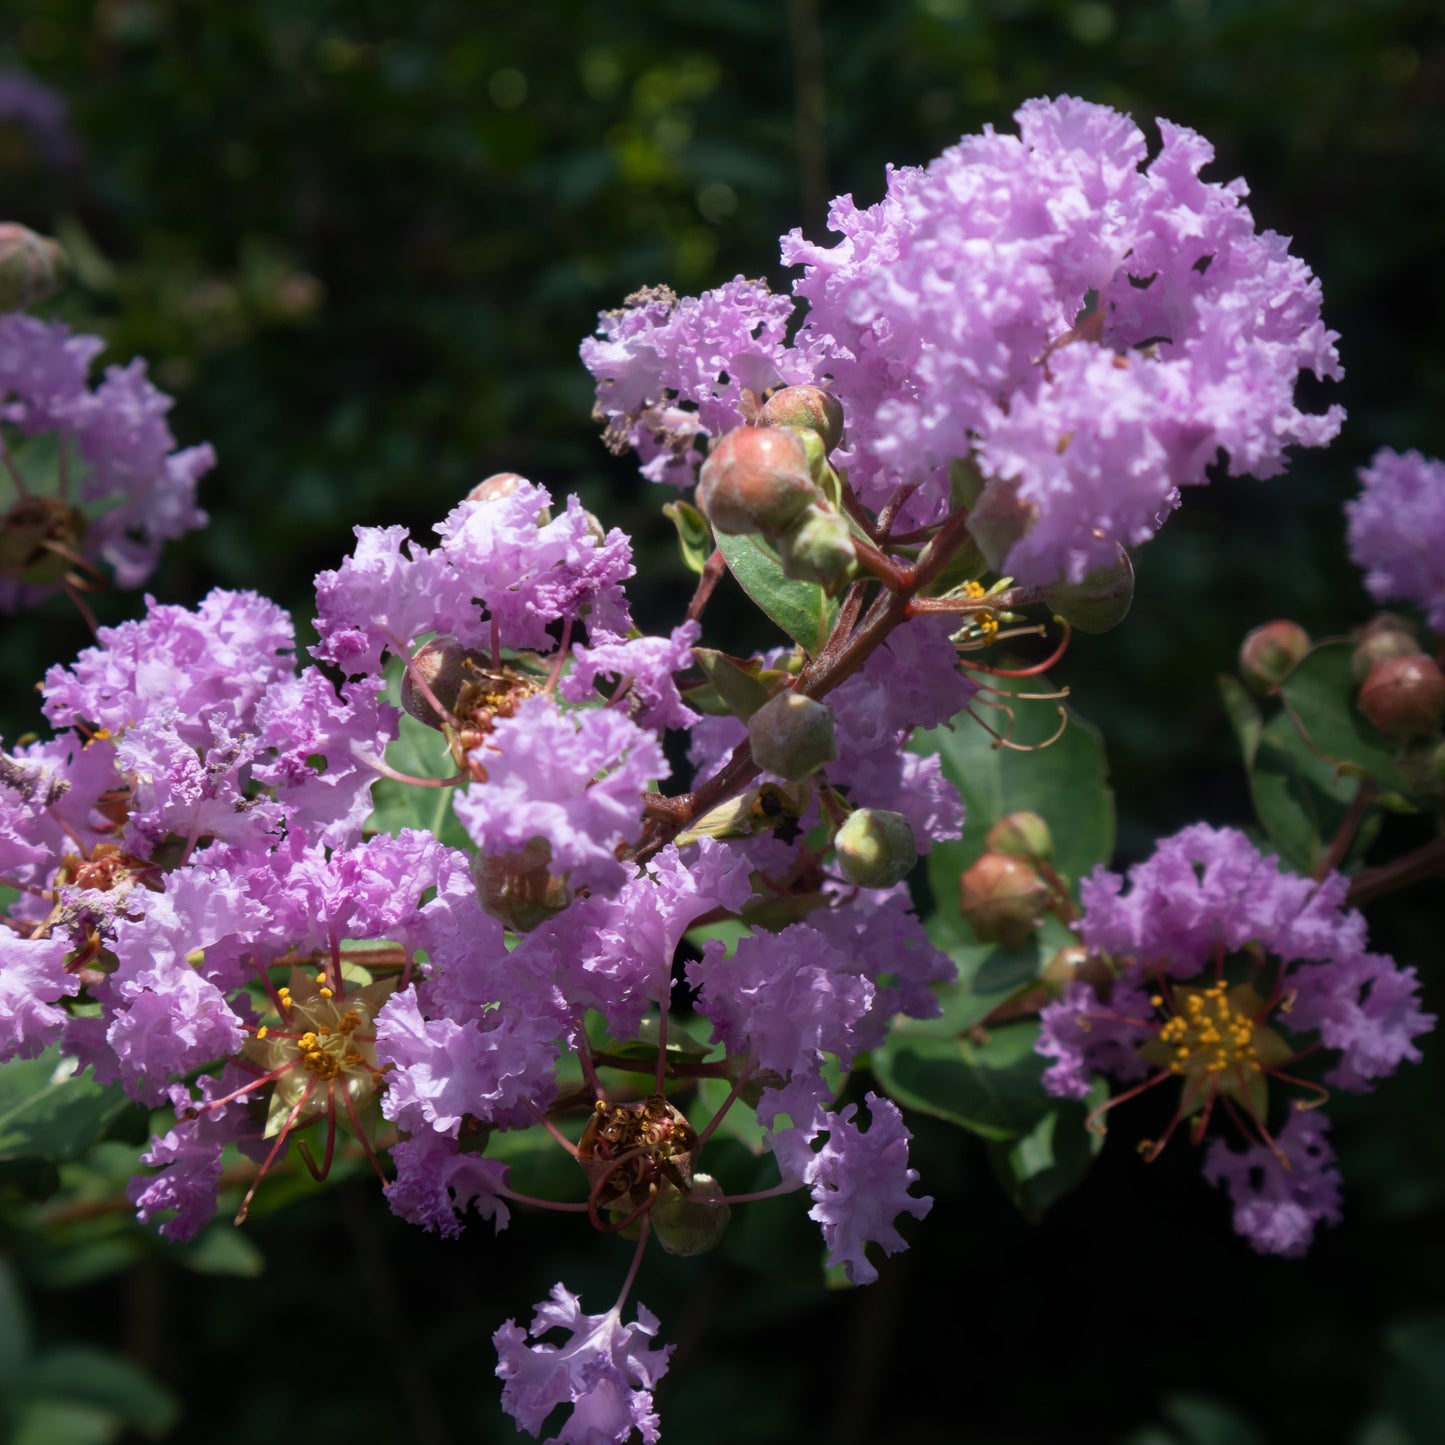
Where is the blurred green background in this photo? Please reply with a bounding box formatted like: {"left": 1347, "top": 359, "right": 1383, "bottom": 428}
{"left": 1, "top": 2, "right": 1443, "bottom": 1442}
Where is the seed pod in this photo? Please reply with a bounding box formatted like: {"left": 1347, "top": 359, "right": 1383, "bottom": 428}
{"left": 652, "top": 1174, "right": 732, "bottom": 1256}
{"left": 1351, "top": 626, "right": 1421, "bottom": 684}
{"left": 835, "top": 808, "right": 917, "bottom": 889}
{"left": 747, "top": 691, "right": 837, "bottom": 781}
{"left": 1238, "top": 620, "right": 1312, "bottom": 694}
{"left": 401, "top": 635, "right": 487, "bottom": 729}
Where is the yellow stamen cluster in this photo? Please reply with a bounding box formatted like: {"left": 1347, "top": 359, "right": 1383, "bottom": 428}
{"left": 1153, "top": 984, "right": 1259, "bottom": 1079}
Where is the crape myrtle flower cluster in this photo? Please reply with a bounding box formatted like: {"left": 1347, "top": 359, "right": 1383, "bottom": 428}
{"left": 1, "top": 92, "right": 1416, "bottom": 1443}
{"left": 1347, "top": 448, "right": 1445, "bottom": 637}
{"left": 1037, "top": 824, "right": 1433, "bottom": 1256}
{"left": 0, "top": 237, "right": 213, "bottom": 615}
{"left": 585, "top": 94, "right": 1342, "bottom": 587}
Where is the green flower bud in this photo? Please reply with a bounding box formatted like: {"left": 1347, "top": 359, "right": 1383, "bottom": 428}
{"left": 757, "top": 385, "right": 845, "bottom": 454}
{"left": 985, "top": 810, "right": 1053, "bottom": 864}
{"left": 1357, "top": 654, "right": 1445, "bottom": 742}
{"left": 1043, "top": 548, "right": 1135, "bottom": 634}
{"left": 957, "top": 852, "right": 1052, "bottom": 949}
{"left": 747, "top": 691, "right": 837, "bottom": 781}
{"left": 835, "top": 808, "right": 917, "bottom": 889}
{"left": 0, "top": 224, "right": 69, "bottom": 310}
{"left": 697, "top": 426, "right": 823, "bottom": 538}
{"left": 1238, "top": 620, "right": 1312, "bottom": 694}
{"left": 776, "top": 502, "right": 857, "bottom": 591}
{"left": 472, "top": 840, "right": 573, "bottom": 932}
{"left": 1351, "top": 625, "right": 1422, "bottom": 683}
{"left": 652, "top": 1174, "right": 732, "bottom": 1256}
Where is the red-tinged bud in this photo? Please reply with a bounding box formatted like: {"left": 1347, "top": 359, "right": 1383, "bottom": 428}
{"left": 1351, "top": 625, "right": 1422, "bottom": 683}
{"left": 1395, "top": 738, "right": 1445, "bottom": 795}
{"left": 0, "top": 223, "right": 69, "bottom": 309}
{"left": 757, "top": 385, "right": 845, "bottom": 454}
{"left": 652, "top": 1174, "right": 731, "bottom": 1256}
{"left": 776, "top": 502, "right": 857, "bottom": 590}
{"left": 697, "top": 426, "right": 823, "bottom": 538}
{"left": 835, "top": 808, "right": 917, "bottom": 888}
{"left": 985, "top": 810, "right": 1053, "bottom": 864}
{"left": 402, "top": 635, "right": 487, "bottom": 729}
{"left": 747, "top": 691, "right": 837, "bottom": 781}
{"left": 1357, "top": 654, "right": 1445, "bottom": 741}
{"left": 1238, "top": 620, "right": 1311, "bottom": 694}
{"left": 467, "top": 472, "right": 528, "bottom": 503}
{"left": 472, "top": 840, "right": 573, "bottom": 933}
{"left": 958, "top": 852, "right": 1052, "bottom": 949}
{"left": 1043, "top": 548, "right": 1134, "bottom": 634}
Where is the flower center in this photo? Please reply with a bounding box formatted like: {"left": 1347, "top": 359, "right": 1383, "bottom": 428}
{"left": 1154, "top": 982, "right": 1260, "bottom": 1083}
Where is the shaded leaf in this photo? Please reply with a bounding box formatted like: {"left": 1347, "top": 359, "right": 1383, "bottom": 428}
{"left": 871, "top": 1021, "right": 1050, "bottom": 1141}
{"left": 0, "top": 1054, "right": 130, "bottom": 1166}
{"left": 1278, "top": 640, "right": 1404, "bottom": 791}
{"left": 662, "top": 499, "right": 714, "bottom": 575}
{"left": 714, "top": 528, "right": 837, "bottom": 656}
{"left": 986, "top": 1078, "right": 1106, "bottom": 1221}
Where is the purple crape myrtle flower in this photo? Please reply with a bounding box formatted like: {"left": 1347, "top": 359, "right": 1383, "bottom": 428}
{"left": 1345, "top": 448, "right": 1445, "bottom": 634}
{"left": 494, "top": 1284, "right": 673, "bottom": 1445}
{"left": 1037, "top": 823, "right": 1432, "bottom": 1252}
{"left": 452, "top": 694, "right": 666, "bottom": 898}
{"left": 0, "top": 313, "right": 212, "bottom": 609}
{"left": 1202, "top": 1108, "right": 1343, "bottom": 1258}
{"left": 581, "top": 278, "right": 805, "bottom": 487}
{"left": 560, "top": 620, "right": 702, "bottom": 733}
{"left": 312, "top": 476, "right": 635, "bottom": 677}
{"left": 804, "top": 1093, "right": 933, "bottom": 1285}
{"left": 588, "top": 96, "right": 1342, "bottom": 585}
{"left": 0, "top": 65, "right": 82, "bottom": 169}
{"left": 386, "top": 1134, "right": 513, "bottom": 1238}
{"left": 0, "top": 935, "right": 77, "bottom": 1060}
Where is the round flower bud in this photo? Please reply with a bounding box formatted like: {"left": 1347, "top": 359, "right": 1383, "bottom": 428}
{"left": 467, "top": 472, "right": 528, "bottom": 503}
{"left": 957, "top": 852, "right": 1052, "bottom": 949}
{"left": 401, "top": 635, "right": 486, "bottom": 729}
{"left": 747, "top": 691, "right": 837, "bottom": 781}
{"left": 756, "top": 385, "right": 845, "bottom": 455}
{"left": 697, "top": 426, "right": 823, "bottom": 538}
{"left": 652, "top": 1175, "right": 732, "bottom": 1256}
{"left": 1395, "top": 738, "right": 1445, "bottom": 795}
{"left": 1238, "top": 620, "right": 1312, "bottom": 694}
{"left": 1357, "top": 654, "right": 1445, "bottom": 742}
{"left": 0, "top": 223, "right": 69, "bottom": 310}
{"left": 776, "top": 502, "right": 857, "bottom": 590}
{"left": 1351, "top": 626, "right": 1422, "bottom": 683}
{"left": 985, "top": 810, "right": 1053, "bottom": 864}
{"left": 472, "top": 841, "right": 573, "bottom": 933}
{"left": 1042, "top": 548, "right": 1134, "bottom": 634}
{"left": 967, "top": 479, "right": 1038, "bottom": 574}
{"left": 835, "top": 808, "right": 917, "bottom": 889}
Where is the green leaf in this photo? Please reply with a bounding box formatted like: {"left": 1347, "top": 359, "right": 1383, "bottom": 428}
{"left": 714, "top": 528, "right": 838, "bottom": 656}
{"left": 662, "top": 499, "right": 715, "bottom": 575}
{"left": 1278, "top": 640, "right": 1404, "bottom": 791}
{"left": 1159, "top": 1393, "right": 1274, "bottom": 1445}
{"left": 917, "top": 670, "right": 1114, "bottom": 898}
{"left": 168, "top": 1223, "right": 265, "bottom": 1277}
{"left": 0, "top": 1258, "right": 32, "bottom": 1388}
{"left": 693, "top": 1076, "right": 767, "bottom": 1154}
{"left": 871, "top": 1020, "right": 1051, "bottom": 1141}
{"left": 985, "top": 1079, "right": 1105, "bottom": 1221}
{"left": 1222, "top": 672, "right": 1377, "bottom": 874}
{"left": 0, "top": 1053, "right": 131, "bottom": 1165}
{"left": 1380, "top": 1315, "right": 1445, "bottom": 1445}
{"left": 693, "top": 648, "right": 777, "bottom": 721}
{"left": 14, "top": 1346, "right": 179, "bottom": 1435}
{"left": 366, "top": 658, "right": 470, "bottom": 849}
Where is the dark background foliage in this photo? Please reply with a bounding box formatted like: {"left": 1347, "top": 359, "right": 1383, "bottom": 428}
{"left": 1, "top": 2, "right": 1443, "bottom": 1441}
